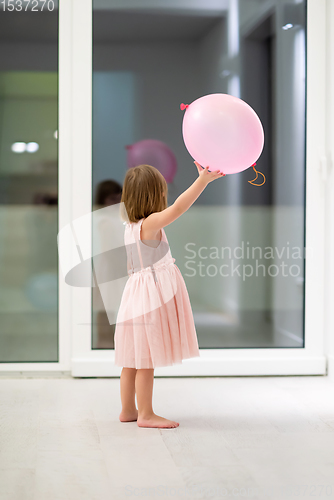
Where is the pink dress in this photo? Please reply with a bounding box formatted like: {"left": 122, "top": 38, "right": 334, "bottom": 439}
{"left": 114, "top": 217, "right": 200, "bottom": 369}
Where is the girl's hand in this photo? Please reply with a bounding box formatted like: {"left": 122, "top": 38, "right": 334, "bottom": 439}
{"left": 194, "top": 161, "right": 226, "bottom": 184}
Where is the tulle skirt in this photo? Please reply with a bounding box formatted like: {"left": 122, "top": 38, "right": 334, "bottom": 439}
{"left": 114, "top": 262, "right": 200, "bottom": 369}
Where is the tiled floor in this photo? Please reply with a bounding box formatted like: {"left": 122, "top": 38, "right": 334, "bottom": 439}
{"left": 0, "top": 374, "right": 334, "bottom": 500}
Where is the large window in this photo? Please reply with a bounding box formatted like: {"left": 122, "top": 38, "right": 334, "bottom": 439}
{"left": 92, "top": 0, "right": 306, "bottom": 351}
{"left": 0, "top": 6, "right": 58, "bottom": 361}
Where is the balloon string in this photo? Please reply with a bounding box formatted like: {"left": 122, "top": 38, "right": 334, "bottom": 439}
{"left": 248, "top": 163, "right": 266, "bottom": 186}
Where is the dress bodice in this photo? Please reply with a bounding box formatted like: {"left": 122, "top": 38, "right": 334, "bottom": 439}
{"left": 124, "top": 217, "right": 173, "bottom": 275}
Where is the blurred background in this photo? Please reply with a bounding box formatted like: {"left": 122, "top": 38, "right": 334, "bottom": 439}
{"left": 91, "top": 0, "right": 306, "bottom": 351}
{"left": 0, "top": 0, "right": 306, "bottom": 361}
{"left": 0, "top": 5, "right": 58, "bottom": 362}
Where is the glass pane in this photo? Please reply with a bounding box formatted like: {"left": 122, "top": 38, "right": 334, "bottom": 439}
{"left": 0, "top": 5, "right": 58, "bottom": 361}
{"left": 92, "top": 0, "right": 306, "bottom": 349}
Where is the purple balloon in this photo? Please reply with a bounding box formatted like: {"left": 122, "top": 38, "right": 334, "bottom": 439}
{"left": 125, "top": 139, "right": 177, "bottom": 183}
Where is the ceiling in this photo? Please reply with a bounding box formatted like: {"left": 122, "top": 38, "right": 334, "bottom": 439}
{"left": 0, "top": 12, "right": 58, "bottom": 43}
{"left": 0, "top": 9, "right": 224, "bottom": 44}
{"left": 93, "top": 10, "right": 224, "bottom": 43}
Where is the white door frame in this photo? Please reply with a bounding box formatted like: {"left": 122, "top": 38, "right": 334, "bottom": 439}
{"left": 0, "top": 0, "right": 71, "bottom": 373}
{"left": 63, "top": 0, "right": 328, "bottom": 377}
{"left": 326, "top": 0, "right": 334, "bottom": 379}
{"left": 1, "top": 0, "right": 327, "bottom": 376}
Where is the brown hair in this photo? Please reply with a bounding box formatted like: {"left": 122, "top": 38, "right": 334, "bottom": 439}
{"left": 120, "top": 164, "right": 168, "bottom": 223}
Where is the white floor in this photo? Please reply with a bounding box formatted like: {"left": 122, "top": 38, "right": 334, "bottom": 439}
{"left": 1, "top": 374, "right": 334, "bottom": 500}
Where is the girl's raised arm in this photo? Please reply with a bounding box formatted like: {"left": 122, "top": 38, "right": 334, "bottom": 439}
{"left": 144, "top": 162, "right": 225, "bottom": 232}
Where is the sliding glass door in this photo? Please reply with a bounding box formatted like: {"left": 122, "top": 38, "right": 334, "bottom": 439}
{"left": 24, "top": 0, "right": 323, "bottom": 377}
{"left": 0, "top": 4, "right": 59, "bottom": 364}
{"left": 91, "top": 0, "right": 306, "bottom": 354}
{"left": 0, "top": 0, "right": 326, "bottom": 376}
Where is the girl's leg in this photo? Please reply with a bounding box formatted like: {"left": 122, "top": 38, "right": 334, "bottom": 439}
{"left": 119, "top": 367, "right": 138, "bottom": 422}
{"left": 135, "top": 368, "right": 179, "bottom": 428}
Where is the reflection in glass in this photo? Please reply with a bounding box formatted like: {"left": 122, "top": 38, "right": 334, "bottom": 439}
{"left": 92, "top": 0, "right": 306, "bottom": 349}
{"left": 0, "top": 9, "right": 58, "bottom": 361}
{"left": 92, "top": 181, "right": 123, "bottom": 348}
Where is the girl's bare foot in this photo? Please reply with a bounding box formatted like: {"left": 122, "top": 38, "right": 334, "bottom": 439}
{"left": 137, "top": 413, "right": 179, "bottom": 428}
{"left": 119, "top": 409, "right": 138, "bottom": 422}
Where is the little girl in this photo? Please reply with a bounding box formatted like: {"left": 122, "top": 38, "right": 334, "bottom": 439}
{"left": 114, "top": 161, "right": 225, "bottom": 428}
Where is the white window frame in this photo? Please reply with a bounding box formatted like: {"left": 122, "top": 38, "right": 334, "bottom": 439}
{"left": 325, "top": 0, "right": 334, "bottom": 380}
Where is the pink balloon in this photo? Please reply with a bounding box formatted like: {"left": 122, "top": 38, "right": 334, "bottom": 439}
{"left": 125, "top": 139, "right": 177, "bottom": 183}
{"left": 181, "top": 94, "right": 264, "bottom": 174}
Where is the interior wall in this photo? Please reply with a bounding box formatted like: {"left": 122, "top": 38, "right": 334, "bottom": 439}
{"left": 241, "top": 35, "right": 273, "bottom": 205}
{"left": 239, "top": 21, "right": 274, "bottom": 321}
{"left": 93, "top": 41, "right": 201, "bottom": 204}
{"left": 239, "top": 0, "right": 306, "bottom": 341}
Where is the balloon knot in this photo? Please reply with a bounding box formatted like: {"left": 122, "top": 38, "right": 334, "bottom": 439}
{"left": 248, "top": 163, "right": 266, "bottom": 186}
{"left": 180, "top": 103, "right": 189, "bottom": 111}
